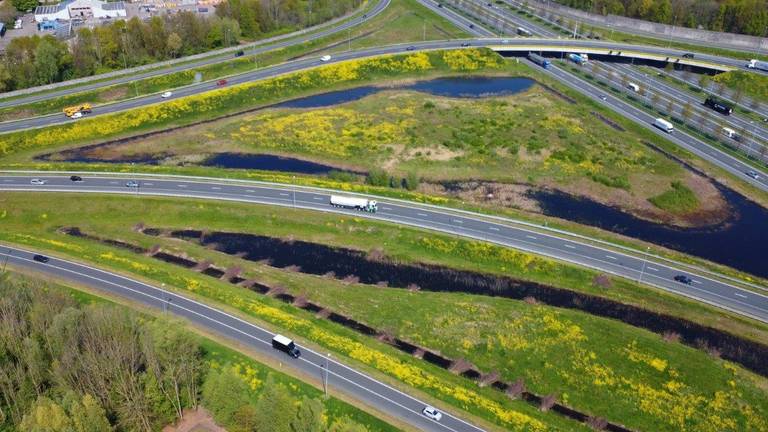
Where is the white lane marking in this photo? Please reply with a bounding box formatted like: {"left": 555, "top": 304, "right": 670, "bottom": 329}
{"left": 452, "top": 219, "right": 463, "bottom": 224}
{"left": 564, "top": 244, "right": 576, "bottom": 249}
{"left": 144, "top": 182, "right": 154, "bottom": 186}
{"left": 382, "top": 207, "right": 392, "bottom": 211}
{"left": 417, "top": 213, "right": 428, "bottom": 217}
{"left": 211, "top": 186, "right": 221, "bottom": 190}
{"left": 109, "top": 181, "right": 118, "bottom": 184}
{"left": 1, "top": 249, "right": 473, "bottom": 432}
{"left": 177, "top": 184, "right": 187, "bottom": 188}
{"left": 606, "top": 255, "right": 617, "bottom": 260}
{"left": 647, "top": 266, "right": 659, "bottom": 272}
{"left": 488, "top": 226, "right": 500, "bottom": 231}
{"left": 734, "top": 292, "right": 748, "bottom": 299}
{"left": 246, "top": 189, "right": 256, "bottom": 193}
{"left": 2, "top": 179, "right": 13, "bottom": 182}
{"left": 692, "top": 280, "right": 703, "bottom": 285}
{"left": 313, "top": 197, "right": 324, "bottom": 200}
{"left": 525, "top": 235, "right": 537, "bottom": 240}
{"left": 279, "top": 192, "right": 290, "bottom": 196}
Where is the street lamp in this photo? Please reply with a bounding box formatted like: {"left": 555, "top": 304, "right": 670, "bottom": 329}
{"left": 322, "top": 353, "right": 331, "bottom": 397}
{"left": 638, "top": 246, "right": 650, "bottom": 283}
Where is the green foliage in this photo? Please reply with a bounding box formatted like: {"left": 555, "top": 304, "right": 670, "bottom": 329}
{"left": 558, "top": 0, "right": 768, "bottom": 36}
{"left": 648, "top": 180, "right": 700, "bottom": 214}
{"left": 254, "top": 379, "right": 295, "bottom": 432}
{"left": 292, "top": 397, "right": 325, "bottom": 432}
{"left": 403, "top": 172, "right": 420, "bottom": 191}
{"left": 366, "top": 169, "right": 390, "bottom": 187}
{"left": 713, "top": 70, "right": 768, "bottom": 103}
{"left": 201, "top": 367, "right": 253, "bottom": 426}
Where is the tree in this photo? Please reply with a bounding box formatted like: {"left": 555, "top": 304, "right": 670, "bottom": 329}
{"left": 681, "top": 101, "right": 693, "bottom": 123}
{"left": 0, "top": 0, "right": 18, "bottom": 25}
{"left": 403, "top": 172, "right": 420, "bottom": 191}
{"left": 11, "top": 0, "right": 36, "bottom": 13}
{"left": 201, "top": 366, "right": 252, "bottom": 426}
{"left": 166, "top": 32, "right": 183, "bottom": 58}
{"left": 291, "top": 397, "right": 325, "bottom": 432}
{"left": 698, "top": 74, "right": 710, "bottom": 91}
{"left": 64, "top": 393, "right": 112, "bottom": 432}
{"left": 327, "top": 418, "right": 368, "bottom": 432}
{"left": 253, "top": 379, "right": 295, "bottom": 432}
{"left": 19, "top": 397, "right": 73, "bottom": 432}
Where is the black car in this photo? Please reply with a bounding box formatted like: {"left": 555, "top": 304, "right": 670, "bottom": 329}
{"left": 437, "top": 3, "right": 443, "bottom": 7}
{"left": 33, "top": 254, "right": 50, "bottom": 263}
{"left": 70, "top": 175, "right": 83, "bottom": 182}
{"left": 674, "top": 275, "right": 693, "bottom": 285}
{"left": 682, "top": 53, "right": 694, "bottom": 58}
{"left": 406, "top": 46, "right": 415, "bottom": 51}
{"left": 461, "top": 42, "right": 471, "bottom": 47}
{"left": 235, "top": 50, "right": 245, "bottom": 57}
{"left": 469, "top": 23, "right": 475, "bottom": 29}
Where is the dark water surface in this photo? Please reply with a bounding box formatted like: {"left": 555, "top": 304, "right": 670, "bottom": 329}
{"left": 529, "top": 187, "right": 768, "bottom": 278}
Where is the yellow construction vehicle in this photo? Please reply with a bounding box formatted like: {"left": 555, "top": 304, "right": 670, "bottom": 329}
{"left": 63, "top": 103, "right": 93, "bottom": 117}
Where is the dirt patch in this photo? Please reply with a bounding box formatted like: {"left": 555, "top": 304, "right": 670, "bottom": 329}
{"left": 421, "top": 180, "right": 541, "bottom": 212}
{"left": 402, "top": 146, "right": 464, "bottom": 162}
{"left": 99, "top": 86, "right": 129, "bottom": 102}
{"left": 163, "top": 408, "right": 225, "bottom": 432}
{"left": 0, "top": 108, "right": 37, "bottom": 122}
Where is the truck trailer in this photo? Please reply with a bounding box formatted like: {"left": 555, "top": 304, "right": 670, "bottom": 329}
{"left": 63, "top": 103, "right": 92, "bottom": 117}
{"left": 330, "top": 195, "right": 378, "bottom": 212}
{"left": 528, "top": 53, "right": 550, "bottom": 69}
{"left": 704, "top": 96, "right": 733, "bottom": 115}
{"left": 746, "top": 59, "right": 768, "bottom": 72}
{"left": 568, "top": 53, "right": 586, "bottom": 65}
{"left": 272, "top": 334, "right": 301, "bottom": 358}
{"left": 653, "top": 118, "right": 674, "bottom": 133}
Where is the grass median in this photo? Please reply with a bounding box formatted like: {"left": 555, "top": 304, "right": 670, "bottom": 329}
{"left": 1, "top": 193, "right": 767, "bottom": 432}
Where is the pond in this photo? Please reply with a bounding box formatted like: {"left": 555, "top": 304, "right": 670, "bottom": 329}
{"left": 529, "top": 186, "right": 768, "bottom": 278}
{"left": 201, "top": 153, "right": 359, "bottom": 174}
{"left": 276, "top": 76, "right": 536, "bottom": 108}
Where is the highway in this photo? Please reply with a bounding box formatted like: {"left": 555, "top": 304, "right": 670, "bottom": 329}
{"left": 438, "top": 0, "right": 768, "bottom": 152}
{"left": 0, "top": 0, "right": 391, "bottom": 109}
{"left": 2, "top": 174, "right": 767, "bottom": 324}
{"left": 0, "top": 244, "right": 484, "bottom": 432}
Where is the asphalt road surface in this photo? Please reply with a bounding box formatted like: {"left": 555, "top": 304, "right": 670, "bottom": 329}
{"left": 0, "top": 0, "right": 391, "bottom": 109}
{"left": 0, "top": 245, "right": 483, "bottom": 432}
{"left": 2, "top": 174, "right": 767, "bottom": 323}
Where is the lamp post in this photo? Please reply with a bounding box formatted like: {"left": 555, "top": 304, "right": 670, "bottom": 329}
{"left": 638, "top": 247, "right": 650, "bottom": 283}
{"left": 322, "top": 353, "right": 331, "bottom": 397}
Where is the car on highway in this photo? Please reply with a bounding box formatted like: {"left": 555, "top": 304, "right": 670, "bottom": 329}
{"left": 235, "top": 50, "right": 245, "bottom": 57}
{"left": 746, "top": 170, "right": 760, "bottom": 180}
{"left": 461, "top": 42, "right": 471, "bottom": 47}
{"left": 320, "top": 55, "right": 332, "bottom": 62}
{"left": 70, "top": 175, "right": 83, "bottom": 182}
{"left": 161, "top": 91, "right": 173, "bottom": 98}
{"left": 599, "top": 94, "right": 607, "bottom": 101}
{"left": 682, "top": 53, "right": 695, "bottom": 58}
{"left": 468, "top": 23, "right": 475, "bottom": 29}
{"left": 125, "top": 180, "right": 140, "bottom": 188}
{"left": 674, "top": 275, "right": 693, "bottom": 285}
{"left": 422, "top": 406, "right": 442, "bottom": 421}
{"left": 406, "top": 45, "right": 415, "bottom": 51}
{"left": 437, "top": 3, "right": 443, "bottom": 7}
{"left": 30, "top": 178, "right": 47, "bottom": 185}
{"left": 70, "top": 112, "right": 83, "bottom": 119}
{"left": 216, "top": 79, "right": 228, "bottom": 86}
{"left": 32, "top": 254, "right": 50, "bottom": 263}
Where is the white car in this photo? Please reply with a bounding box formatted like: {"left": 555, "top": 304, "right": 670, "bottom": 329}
{"left": 161, "top": 91, "right": 172, "bottom": 98}
{"left": 746, "top": 170, "right": 760, "bottom": 180}
{"left": 70, "top": 112, "right": 83, "bottom": 119}
{"left": 422, "top": 406, "right": 442, "bottom": 421}
{"left": 320, "top": 55, "right": 332, "bottom": 62}
{"left": 30, "top": 179, "right": 47, "bottom": 185}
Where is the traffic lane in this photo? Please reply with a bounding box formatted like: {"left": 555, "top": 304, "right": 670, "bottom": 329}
{"left": 0, "top": 0, "right": 391, "bottom": 109}
{"left": 0, "top": 246, "right": 477, "bottom": 432}
{"left": 539, "top": 60, "right": 768, "bottom": 188}
{"left": 417, "top": 0, "right": 495, "bottom": 37}
{"left": 5, "top": 175, "right": 768, "bottom": 323}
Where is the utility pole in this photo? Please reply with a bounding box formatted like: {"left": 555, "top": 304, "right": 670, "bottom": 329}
{"left": 638, "top": 247, "right": 650, "bottom": 283}
{"left": 322, "top": 354, "right": 331, "bottom": 397}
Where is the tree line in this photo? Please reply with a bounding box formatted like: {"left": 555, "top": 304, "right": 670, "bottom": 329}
{"left": 0, "top": 0, "right": 361, "bottom": 92}
{"left": 556, "top": 0, "right": 768, "bottom": 36}
{"left": 0, "top": 277, "right": 372, "bottom": 432}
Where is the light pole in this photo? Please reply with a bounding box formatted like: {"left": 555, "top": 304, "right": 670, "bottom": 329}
{"left": 292, "top": 175, "right": 296, "bottom": 207}
{"left": 638, "top": 247, "right": 650, "bottom": 283}
{"left": 322, "top": 353, "right": 331, "bottom": 397}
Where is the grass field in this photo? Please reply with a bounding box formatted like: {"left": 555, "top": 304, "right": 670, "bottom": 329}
{"left": 712, "top": 71, "right": 768, "bottom": 104}
{"left": 0, "top": 0, "right": 467, "bottom": 122}
{"left": 5, "top": 272, "right": 400, "bottom": 432}
{"left": 1, "top": 195, "right": 766, "bottom": 432}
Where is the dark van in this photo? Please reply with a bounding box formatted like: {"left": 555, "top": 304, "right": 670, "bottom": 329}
{"left": 272, "top": 334, "right": 301, "bottom": 358}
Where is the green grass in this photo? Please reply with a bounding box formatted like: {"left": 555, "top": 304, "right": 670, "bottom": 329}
{"left": 2, "top": 271, "right": 399, "bottom": 432}
{"left": 2, "top": 195, "right": 767, "bottom": 432}
{"left": 648, "top": 181, "right": 700, "bottom": 214}
{"left": 713, "top": 70, "right": 768, "bottom": 104}
{"left": 0, "top": 0, "right": 466, "bottom": 122}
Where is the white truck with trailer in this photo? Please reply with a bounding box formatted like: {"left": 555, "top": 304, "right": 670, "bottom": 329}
{"left": 653, "top": 118, "right": 674, "bottom": 133}
{"left": 330, "top": 195, "right": 378, "bottom": 212}
{"left": 746, "top": 59, "right": 768, "bottom": 72}
{"left": 272, "top": 334, "right": 301, "bottom": 358}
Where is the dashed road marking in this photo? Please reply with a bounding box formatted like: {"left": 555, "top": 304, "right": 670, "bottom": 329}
{"left": 606, "top": 255, "right": 617, "bottom": 260}
{"left": 734, "top": 292, "right": 748, "bottom": 299}
{"left": 313, "top": 197, "right": 324, "bottom": 200}
{"left": 488, "top": 227, "right": 500, "bottom": 231}
{"left": 452, "top": 219, "right": 463, "bottom": 224}
{"left": 564, "top": 244, "right": 576, "bottom": 249}
{"left": 246, "top": 189, "right": 256, "bottom": 193}
{"left": 525, "top": 235, "right": 537, "bottom": 240}
{"left": 177, "top": 184, "right": 187, "bottom": 188}
{"left": 647, "top": 267, "right": 659, "bottom": 272}
{"left": 279, "top": 192, "right": 290, "bottom": 196}
{"left": 417, "top": 213, "right": 428, "bottom": 217}
{"left": 211, "top": 186, "right": 221, "bottom": 190}
{"left": 692, "top": 280, "right": 702, "bottom": 285}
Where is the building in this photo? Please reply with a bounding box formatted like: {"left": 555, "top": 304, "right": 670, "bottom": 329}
{"left": 34, "top": 0, "right": 126, "bottom": 22}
